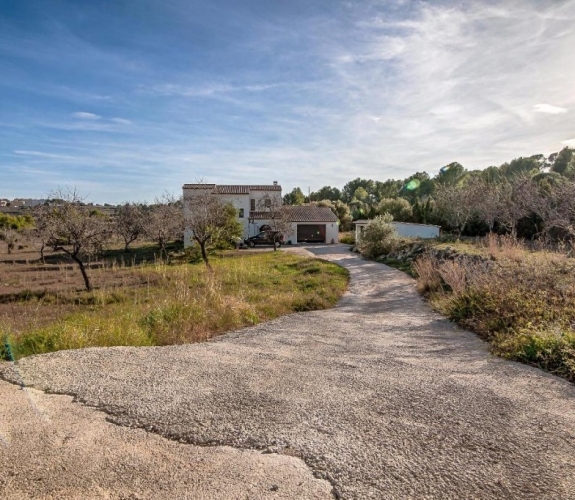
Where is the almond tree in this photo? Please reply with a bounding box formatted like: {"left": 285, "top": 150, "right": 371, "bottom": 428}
{"left": 475, "top": 180, "right": 505, "bottom": 233}
{"left": 539, "top": 180, "right": 575, "bottom": 239}
{"left": 142, "top": 194, "right": 184, "bottom": 261}
{"left": 256, "top": 193, "right": 291, "bottom": 251}
{"left": 433, "top": 179, "right": 483, "bottom": 235}
{"left": 497, "top": 174, "right": 540, "bottom": 236}
{"left": 184, "top": 188, "right": 242, "bottom": 267}
{"left": 114, "top": 202, "right": 146, "bottom": 252}
{"left": 37, "top": 189, "right": 113, "bottom": 291}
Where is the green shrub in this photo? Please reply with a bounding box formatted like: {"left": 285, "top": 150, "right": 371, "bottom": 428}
{"left": 356, "top": 214, "right": 399, "bottom": 259}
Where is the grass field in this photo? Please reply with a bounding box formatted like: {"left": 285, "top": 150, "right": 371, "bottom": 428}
{"left": 0, "top": 246, "right": 348, "bottom": 360}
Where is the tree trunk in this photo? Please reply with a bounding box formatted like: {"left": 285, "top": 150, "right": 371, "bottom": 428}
{"left": 158, "top": 237, "right": 167, "bottom": 261}
{"left": 71, "top": 254, "right": 92, "bottom": 292}
{"left": 199, "top": 241, "right": 211, "bottom": 269}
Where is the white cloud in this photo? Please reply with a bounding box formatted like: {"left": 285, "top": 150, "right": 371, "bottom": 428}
{"left": 72, "top": 111, "right": 101, "bottom": 120}
{"left": 562, "top": 138, "right": 575, "bottom": 147}
{"left": 533, "top": 104, "right": 568, "bottom": 114}
{"left": 140, "top": 82, "right": 281, "bottom": 98}
{"left": 111, "top": 118, "right": 133, "bottom": 125}
{"left": 315, "top": 0, "right": 575, "bottom": 179}
{"left": 13, "top": 150, "right": 77, "bottom": 160}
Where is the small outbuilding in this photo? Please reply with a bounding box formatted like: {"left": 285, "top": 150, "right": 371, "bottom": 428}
{"left": 354, "top": 220, "right": 440, "bottom": 240}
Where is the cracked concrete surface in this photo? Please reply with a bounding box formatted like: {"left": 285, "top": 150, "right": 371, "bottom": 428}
{"left": 0, "top": 381, "right": 332, "bottom": 499}
{"left": 2, "top": 245, "right": 575, "bottom": 499}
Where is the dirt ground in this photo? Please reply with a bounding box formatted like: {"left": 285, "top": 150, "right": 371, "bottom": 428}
{"left": 0, "top": 242, "right": 301, "bottom": 335}
{"left": 0, "top": 245, "right": 155, "bottom": 333}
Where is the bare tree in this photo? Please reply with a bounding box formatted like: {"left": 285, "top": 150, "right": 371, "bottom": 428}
{"left": 434, "top": 179, "right": 482, "bottom": 235}
{"left": 114, "top": 202, "right": 146, "bottom": 252}
{"left": 31, "top": 205, "right": 52, "bottom": 262}
{"left": 184, "top": 188, "right": 242, "bottom": 267}
{"left": 497, "top": 174, "right": 540, "bottom": 236}
{"left": 256, "top": 193, "right": 292, "bottom": 251}
{"left": 142, "top": 194, "right": 184, "bottom": 261}
{"left": 36, "top": 189, "right": 113, "bottom": 291}
{"left": 0, "top": 227, "right": 18, "bottom": 254}
{"left": 475, "top": 181, "right": 504, "bottom": 233}
{"left": 539, "top": 180, "right": 575, "bottom": 239}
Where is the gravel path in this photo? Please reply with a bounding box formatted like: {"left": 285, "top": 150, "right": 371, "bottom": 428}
{"left": 2, "top": 245, "right": 575, "bottom": 499}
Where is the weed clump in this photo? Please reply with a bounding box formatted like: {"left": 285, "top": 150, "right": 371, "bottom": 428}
{"left": 414, "top": 237, "right": 575, "bottom": 382}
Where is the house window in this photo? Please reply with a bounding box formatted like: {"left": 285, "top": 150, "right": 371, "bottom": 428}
{"left": 250, "top": 199, "right": 256, "bottom": 211}
{"left": 238, "top": 208, "right": 244, "bottom": 218}
{"left": 265, "top": 198, "right": 271, "bottom": 208}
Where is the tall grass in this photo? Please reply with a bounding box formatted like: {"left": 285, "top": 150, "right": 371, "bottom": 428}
{"left": 414, "top": 237, "right": 575, "bottom": 381}
{"left": 1, "top": 252, "right": 348, "bottom": 360}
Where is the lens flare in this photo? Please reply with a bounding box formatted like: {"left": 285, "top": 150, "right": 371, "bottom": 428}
{"left": 405, "top": 179, "right": 421, "bottom": 191}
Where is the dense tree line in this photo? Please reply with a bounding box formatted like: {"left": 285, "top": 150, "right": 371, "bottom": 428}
{"left": 283, "top": 147, "right": 575, "bottom": 239}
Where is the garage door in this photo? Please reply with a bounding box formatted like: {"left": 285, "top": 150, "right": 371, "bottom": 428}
{"left": 297, "top": 224, "right": 326, "bottom": 243}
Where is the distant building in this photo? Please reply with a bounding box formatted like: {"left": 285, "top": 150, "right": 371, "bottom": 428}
{"left": 7, "top": 198, "right": 45, "bottom": 208}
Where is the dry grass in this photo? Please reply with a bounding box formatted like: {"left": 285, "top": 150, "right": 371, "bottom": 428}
{"left": 414, "top": 237, "right": 575, "bottom": 382}
{"left": 1, "top": 250, "right": 348, "bottom": 360}
{"left": 339, "top": 231, "right": 356, "bottom": 245}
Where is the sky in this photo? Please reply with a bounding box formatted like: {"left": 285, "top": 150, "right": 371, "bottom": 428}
{"left": 1, "top": 0, "right": 574, "bottom": 203}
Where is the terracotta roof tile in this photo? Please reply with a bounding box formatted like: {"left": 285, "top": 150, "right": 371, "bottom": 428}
{"left": 249, "top": 211, "right": 273, "bottom": 220}
{"left": 285, "top": 206, "right": 339, "bottom": 222}
{"left": 249, "top": 206, "right": 338, "bottom": 222}
{"left": 183, "top": 184, "right": 281, "bottom": 193}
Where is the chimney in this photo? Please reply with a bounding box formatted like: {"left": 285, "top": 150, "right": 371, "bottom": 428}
{"left": 273, "top": 180, "right": 278, "bottom": 185}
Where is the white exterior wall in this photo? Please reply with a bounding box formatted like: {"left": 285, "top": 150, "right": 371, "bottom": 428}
{"left": 217, "top": 194, "right": 251, "bottom": 238}
{"left": 354, "top": 221, "right": 439, "bottom": 241}
{"left": 326, "top": 223, "right": 339, "bottom": 243}
{"left": 391, "top": 222, "right": 440, "bottom": 238}
{"left": 286, "top": 224, "right": 297, "bottom": 243}
{"left": 355, "top": 223, "right": 367, "bottom": 241}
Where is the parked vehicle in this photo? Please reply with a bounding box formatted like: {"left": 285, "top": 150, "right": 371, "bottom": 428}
{"left": 244, "top": 231, "right": 284, "bottom": 248}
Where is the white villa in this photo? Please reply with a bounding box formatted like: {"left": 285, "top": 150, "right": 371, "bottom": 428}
{"left": 183, "top": 182, "right": 339, "bottom": 246}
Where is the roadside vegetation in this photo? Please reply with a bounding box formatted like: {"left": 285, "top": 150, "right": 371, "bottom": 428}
{"left": 343, "top": 147, "right": 575, "bottom": 383}
{"left": 415, "top": 236, "right": 575, "bottom": 382}
{"left": 1, "top": 251, "right": 348, "bottom": 360}
{"left": 357, "top": 227, "right": 575, "bottom": 383}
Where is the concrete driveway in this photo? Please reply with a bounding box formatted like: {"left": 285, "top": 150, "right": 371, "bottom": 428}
{"left": 2, "top": 245, "right": 575, "bottom": 499}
